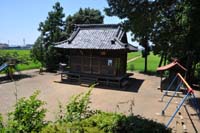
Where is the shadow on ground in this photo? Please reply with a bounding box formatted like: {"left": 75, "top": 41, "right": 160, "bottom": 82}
{"left": 187, "top": 97, "right": 200, "bottom": 119}
{"left": 0, "top": 74, "right": 34, "bottom": 84}
{"left": 184, "top": 105, "right": 199, "bottom": 133}
{"left": 54, "top": 77, "right": 144, "bottom": 93}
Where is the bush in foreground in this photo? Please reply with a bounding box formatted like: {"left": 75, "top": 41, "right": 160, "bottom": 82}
{"left": 42, "top": 112, "right": 171, "bottom": 133}
{"left": 0, "top": 89, "right": 171, "bottom": 133}
{"left": 6, "top": 91, "right": 47, "bottom": 132}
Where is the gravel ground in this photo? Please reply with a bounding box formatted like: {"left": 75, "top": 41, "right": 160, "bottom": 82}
{"left": 0, "top": 69, "right": 199, "bottom": 132}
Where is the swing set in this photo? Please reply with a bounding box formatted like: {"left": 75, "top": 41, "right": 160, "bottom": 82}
{"left": 159, "top": 73, "right": 200, "bottom": 128}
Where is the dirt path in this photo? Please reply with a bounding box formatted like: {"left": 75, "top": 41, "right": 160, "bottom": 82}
{"left": 0, "top": 69, "right": 200, "bottom": 132}
{"left": 127, "top": 56, "right": 141, "bottom": 63}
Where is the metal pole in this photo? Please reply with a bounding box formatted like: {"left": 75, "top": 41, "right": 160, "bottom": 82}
{"left": 161, "top": 81, "right": 182, "bottom": 115}
{"left": 165, "top": 91, "right": 190, "bottom": 128}
{"left": 160, "top": 75, "right": 178, "bottom": 102}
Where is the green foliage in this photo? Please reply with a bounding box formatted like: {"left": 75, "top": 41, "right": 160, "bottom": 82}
{"left": 7, "top": 91, "right": 47, "bottom": 132}
{"left": 105, "top": 0, "right": 157, "bottom": 72}
{"left": 41, "top": 121, "right": 103, "bottom": 133}
{"left": 42, "top": 112, "right": 170, "bottom": 133}
{"left": 129, "top": 64, "right": 135, "bottom": 71}
{"left": 0, "top": 49, "right": 35, "bottom": 77}
{"left": 32, "top": 4, "right": 104, "bottom": 71}
{"left": 0, "top": 114, "right": 5, "bottom": 132}
{"left": 0, "top": 49, "right": 41, "bottom": 72}
{"left": 0, "top": 88, "right": 171, "bottom": 132}
{"left": 0, "top": 50, "right": 20, "bottom": 65}
{"left": 33, "top": 2, "right": 65, "bottom": 70}
{"left": 30, "top": 36, "right": 44, "bottom": 66}
{"left": 105, "top": 0, "right": 200, "bottom": 81}
{"left": 63, "top": 87, "right": 95, "bottom": 122}
{"left": 151, "top": 0, "right": 200, "bottom": 82}
{"left": 65, "top": 8, "right": 104, "bottom": 36}
{"left": 81, "top": 112, "right": 122, "bottom": 132}
{"left": 42, "top": 86, "right": 170, "bottom": 132}
{"left": 115, "top": 115, "right": 171, "bottom": 132}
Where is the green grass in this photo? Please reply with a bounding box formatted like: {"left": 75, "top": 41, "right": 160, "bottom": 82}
{"left": 127, "top": 52, "right": 161, "bottom": 73}
{"left": 0, "top": 49, "right": 41, "bottom": 71}
{"left": 127, "top": 51, "right": 141, "bottom": 60}
{"left": 0, "top": 49, "right": 30, "bottom": 55}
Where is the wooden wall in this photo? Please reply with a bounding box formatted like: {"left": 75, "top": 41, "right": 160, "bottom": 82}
{"left": 69, "top": 49, "right": 127, "bottom": 77}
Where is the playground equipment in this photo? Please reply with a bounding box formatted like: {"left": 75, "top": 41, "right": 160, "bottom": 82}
{"left": 0, "top": 62, "right": 21, "bottom": 79}
{"left": 160, "top": 73, "right": 200, "bottom": 128}
{"left": 0, "top": 63, "right": 8, "bottom": 72}
{"left": 157, "top": 60, "right": 187, "bottom": 92}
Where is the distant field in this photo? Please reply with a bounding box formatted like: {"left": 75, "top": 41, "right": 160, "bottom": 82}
{"left": 0, "top": 49, "right": 160, "bottom": 73}
{"left": 0, "top": 49, "right": 41, "bottom": 71}
{"left": 127, "top": 51, "right": 141, "bottom": 60}
{"left": 127, "top": 52, "right": 161, "bottom": 73}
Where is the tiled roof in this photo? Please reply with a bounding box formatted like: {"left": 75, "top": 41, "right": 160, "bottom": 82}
{"left": 55, "top": 24, "right": 137, "bottom": 51}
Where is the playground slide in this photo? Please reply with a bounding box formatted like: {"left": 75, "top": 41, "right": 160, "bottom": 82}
{"left": 0, "top": 63, "right": 8, "bottom": 72}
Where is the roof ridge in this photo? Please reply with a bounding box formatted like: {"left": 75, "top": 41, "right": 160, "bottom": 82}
{"left": 115, "top": 26, "right": 121, "bottom": 38}
{"left": 75, "top": 24, "right": 120, "bottom": 29}
{"left": 67, "top": 27, "right": 80, "bottom": 43}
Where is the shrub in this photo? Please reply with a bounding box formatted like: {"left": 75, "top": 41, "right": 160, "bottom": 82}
{"left": 41, "top": 121, "right": 103, "bottom": 133}
{"left": 43, "top": 87, "right": 170, "bottom": 133}
{"left": 7, "top": 91, "right": 47, "bottom": 132}
{"left": 80, "top": 112, "right": 122, "bottom": 133}
{"left": 63, "top": 86, "right": 96, "bottom": 122}
{"left": 0, "top": 88, "right": 171, "bottom": 132}
{"left": 42, "top": 112, "right": 171, "bottom": 133}
{"left": 0, "top": 114, "right": 5, "bottom": 132}
{"left": 129, "top": 64, "right": 135, "bottom": 71}
{"left": 114, "top": 115, "right": 171, "bottom": 133}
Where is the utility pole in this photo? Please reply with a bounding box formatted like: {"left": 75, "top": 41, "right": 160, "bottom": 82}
{"left": 23, "top": 38, "right": 26, "bottom": 46}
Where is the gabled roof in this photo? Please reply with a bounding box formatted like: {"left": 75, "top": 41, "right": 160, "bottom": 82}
{"left": 55, "top": 24, "right": 137, "bottom": 51}
{"left": 157, "top": 61, "right": 187, "bottom": 72}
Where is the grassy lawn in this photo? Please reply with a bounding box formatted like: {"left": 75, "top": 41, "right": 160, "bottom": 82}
{"left": 127, "top": 51, "right": 141, "bottom": 60}
{"left": 127, "top": 52, "right": 161, "bottom": 73}
{"left": 0, "top": 49, "right": 41, "bottom": 71}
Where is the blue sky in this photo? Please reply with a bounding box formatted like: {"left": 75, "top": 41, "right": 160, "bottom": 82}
{"left": 0, "top": 0, "right": 137, "bottom": 46}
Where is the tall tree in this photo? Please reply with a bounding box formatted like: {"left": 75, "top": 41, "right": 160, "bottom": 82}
{"left": 33, "top": 2, "right": 65, "bottom": 70}
{"left": 105, "top": 0, "right": 200, "bottom": 83}
{"left": 105, "top": 0, "right": 157, "bottom": 73}
{"left": 65, "top": 8, "right": 104, "bottom": 37}
{"left": 151, "top": 0, "right": 200, "bottom": 82}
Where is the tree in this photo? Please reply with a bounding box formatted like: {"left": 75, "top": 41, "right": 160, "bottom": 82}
{"left": 105, "top": 0, "right": 200, "bottom": 83}
{"left": 32, "top": 6, "right": 104, "bottom": 71}
{"left": 30, "top": 36, "right": 44, "bottom": 66}
{"left": 151, "top": 0, "right": 200, "bottom": 82}
{"left": 32, "top": 2, "right": 65, "bottom": 70}
{"left": 105, "top": 0, "right": 157, "bottom": 73}
{"left": 65, "top": 8, "right": 104, "bottom": 37}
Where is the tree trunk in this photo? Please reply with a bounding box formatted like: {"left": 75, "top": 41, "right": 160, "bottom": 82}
{"left": 158, "top": 52, "right": 164, "bottom": 67}
{"left": 142, "top": 38, "right": 148, "bottom": 73}
{"left": 144, "top": 53, "right": 148, "bottom": 73}
{"left": 185, "top": 51, "right": 193, "bottom": 84}
{"left": 164, "top": 53, "right": 167, "bottom": 65}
